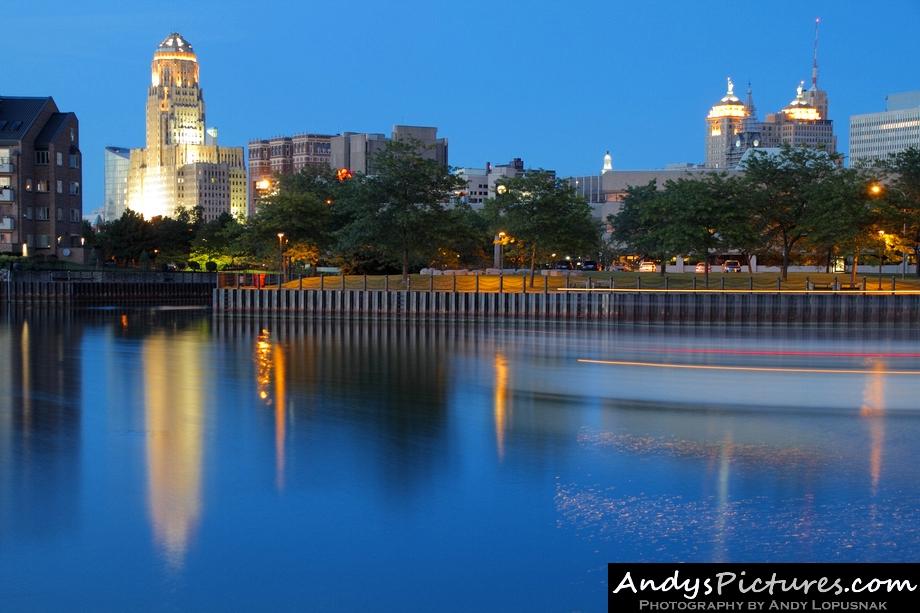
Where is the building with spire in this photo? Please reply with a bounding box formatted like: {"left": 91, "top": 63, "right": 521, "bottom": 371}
{"left": 704, "top": 19, "right": 835, "bottom": 169}
{"left": 126, "top": 33, "right": 246, "bottom": 221}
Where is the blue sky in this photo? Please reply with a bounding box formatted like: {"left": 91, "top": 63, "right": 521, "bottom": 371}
{"left": 6, "top": 0, "right": 920, "bottom": 214}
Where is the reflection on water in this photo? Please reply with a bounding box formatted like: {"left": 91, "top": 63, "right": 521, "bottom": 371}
{"left": 143, "top": 331, "right": 205, "bottom": 569}
{"left": 2, "top": 312, "right": 920, "bottom": 611}
{"left": 494, "top": 352, "right": 508, "bottom": 460}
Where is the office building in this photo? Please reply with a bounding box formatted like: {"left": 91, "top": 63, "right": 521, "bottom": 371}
{"left": 0, "top": 96, "right": 84, "bottom": 260}
{"left": 126, "top": 33, "right": 247, "bottom": 222}
{"left": 103, "top": 146, "right": 131, "bottom": 221}
{"left": 849, "top": 91, "right": 920, "bottom": 166}
{"left": 247, "top": 133, "right": 333, "bottom": 215}
{"left": 705, "top": 20, "right": 835, "bottom": 168}
{"left": 454, "top": 158, "right": 526, "bottom": 209}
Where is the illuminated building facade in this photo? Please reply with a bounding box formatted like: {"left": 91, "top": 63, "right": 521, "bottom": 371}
{"left": 849, "top": 92, "right": 920, "bottom": 166}
{"left": 103, "top": 146, "right": 130, "bottom": 221}
{"left": 0, "top": 96, "right": 84, "bottom": 260}
{"left": 705, "top": 20, "right": 835, "bottom": 168}
{"left": 126, "top": 33, "right": 247, "bottom": 221}
{"left": 454, "top": 158, "right": 527, "bottom": 209}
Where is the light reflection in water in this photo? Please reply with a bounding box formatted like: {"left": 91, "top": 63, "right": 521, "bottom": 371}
{"left": 255, "top": 329, "right": 287, "bottom": 490}
{"left": 860, "top": 361, "right": 886, "bottom": 496}
{"left": 494, "top": 352, "right": 509, "bottom": 461}
{"left": 143, "top": 332, "right": 204, "bottom": 569}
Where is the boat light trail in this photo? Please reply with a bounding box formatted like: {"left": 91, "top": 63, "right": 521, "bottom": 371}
{"left": 576, "top": 359, "right": 920, "bottom": 376}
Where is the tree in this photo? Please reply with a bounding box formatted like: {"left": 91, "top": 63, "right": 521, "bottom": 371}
{"left": 740, "top": 145, "right": 843, "bottom": 279}
{"left": 878, "top": 147, "right": 920, "bottom": 276}
{"left": 335, "top": 139, "right": 465, "bottom": 284}
{"left": 484, "top": 172, "right": 599, "bottom": 286}
{"left": 610, "top": 181, "right": 674, "bottom": 275}
{"left": 96, "top": 209, "right": 154, "bottom": 265}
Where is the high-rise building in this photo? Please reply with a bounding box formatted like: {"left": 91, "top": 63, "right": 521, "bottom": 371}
{"left": 849, "top": 91, "right": 920, "bottom": 166}
{"left": 0, "top": 96, "right": 84, "bottom": 260}
{"left": 248, "top": 133, "right": 333, "bottom": 215}
{"left": 704, "top": 20, "right": 835, "bottom": 168}
{"left": 103, "top": 146, "right": 130, "bottom": 221}
{"left": 126, "top": 33, "right": 247, "bottom": 222}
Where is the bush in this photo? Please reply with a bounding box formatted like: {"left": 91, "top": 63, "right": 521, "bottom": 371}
{"left": 205, "top": 261, "right": 218, "bottom": 272}
{"left": 188, "top": 261, "right": 201, "bottom": 271}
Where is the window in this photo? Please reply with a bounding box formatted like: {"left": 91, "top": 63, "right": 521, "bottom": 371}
{"left": 56, "top": 152, "right": 63, "bottom": 166}
{"left": 70, "top": 208, "right": 80, "bottom": 223}
{"left": 36, "top": 235, "right": 51, "bottom": 248}
{"left": 36, "top": 180, "right": 49, "bottom": 192}
{"left": 69, "top": 154, "right": 79, "bottom": 168}
{"left": 69, "top": 181, "right": 80, "bottom": 195}
{"left": 24, "top": 207, "right": 33, "bottom": 220}
{"left": 56, "top": 180, "right": 63, "bottom": 193}
{"left": 56, "top": 207, "right": 63, "bottom": 221}
{"left": 36, "top": 207, "right": 50, "bottom": 221}
{"left": 25, "top": 178, "right": 32, "bottom": 191}
{"left": 35, "top": 151, "right": 49, "bottom": 165}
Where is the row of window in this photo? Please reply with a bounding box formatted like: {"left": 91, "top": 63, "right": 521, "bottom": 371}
{"left": 33, "top": 151, "right": 81, "bottom": 168}
{"left": 22, "top": 178, "right": 80, "bottom": 194}
{"left": 21, "top": 207, "right": 81, "bottom": 222}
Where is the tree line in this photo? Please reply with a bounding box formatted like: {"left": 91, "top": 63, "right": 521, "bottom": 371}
{"left": 83, "top": 143, "right": 920, "bottom": 282}
{"left": 85, "top": 140, "right": 602, "bottom": 285}
{"left": 611, "top": 146, "right": 920, "bottom": 280}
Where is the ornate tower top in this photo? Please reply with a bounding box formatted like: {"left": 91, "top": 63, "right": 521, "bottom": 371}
{"left": 157, "top": 33, "right": 195, "bottom": 54}
{"left": 708, "top": 77, "right": 748, "bottom": 119}
{"left": 602, "top": 150, "right": 613, "bottom": 174}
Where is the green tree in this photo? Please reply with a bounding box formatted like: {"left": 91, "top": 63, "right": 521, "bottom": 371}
{"left": 335, "top": 139, "right": 465, "bottom": 284}
{"left": 741, "top": 145, "right": 843, "bottom": 279}
{"left": 609, "top": 181, "right": 674, "bottom": 275}
{"left": 484, "top": 172, "right": 599, "bottom": 286}
{"left": 878, "top": 147, "right": 920, "bottom": 276}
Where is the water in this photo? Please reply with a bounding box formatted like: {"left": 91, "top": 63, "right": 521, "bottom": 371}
{"left": 2, "top": 309, "right": 920, "bottom": 612}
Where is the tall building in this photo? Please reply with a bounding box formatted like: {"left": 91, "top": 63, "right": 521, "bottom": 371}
{"left": 126, "top": 33, "right": 247, "bottom": 222}
{"left": 0, "top": 96, "right": 84, "bottom": 260}
{"left": 849, "top": 91, "right": 920, "bottom": 166}
{"left": 103, "top": 146, "right": 130, "bottom": 221}
{"left": 704, "top": 20, "right": 835, "bottom": 168}
{"left": 248, "top": 134, "right": 333, "bottom": 215}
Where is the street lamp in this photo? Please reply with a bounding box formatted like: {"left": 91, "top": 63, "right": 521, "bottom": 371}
{"left": 277, "top": 232, "right": 285, "bottom": 280}
{"left": 878, "top": 230, "right": 885, "bottom": 289}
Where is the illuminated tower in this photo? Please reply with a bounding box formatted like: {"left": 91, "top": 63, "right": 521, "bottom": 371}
{"left": 805, "top": 18, "right": 829, "bottom": 121}
{"left": 705, "top": 77, "right": 751, "bottom": 169}
{"left": 601, "top": 150, "right": 613, "bottom": 174}
{"left": 127, "top": 33, "right": 247, "bottom": 221}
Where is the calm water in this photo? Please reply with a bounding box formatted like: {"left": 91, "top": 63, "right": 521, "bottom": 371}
{"left": 2, "top": 309, "right": 920, "bottom": 612}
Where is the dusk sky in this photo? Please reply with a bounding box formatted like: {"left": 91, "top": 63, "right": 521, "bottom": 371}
{"left": 7, "top": 0, "right": 920, "bottom": 214}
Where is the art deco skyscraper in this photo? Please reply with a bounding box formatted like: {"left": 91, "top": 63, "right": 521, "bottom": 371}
{"left": 126, "top": 33, "right": 246, "bottom": 221}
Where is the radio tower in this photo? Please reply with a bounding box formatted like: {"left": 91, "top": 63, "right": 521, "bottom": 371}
{"left": 811, "top": 17, "right": 820, "bottom": 90}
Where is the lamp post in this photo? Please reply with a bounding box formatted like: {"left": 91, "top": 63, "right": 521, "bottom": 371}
{"left": 878, "top": 230, "right": 885, "bottom": 289}
{"left": 277, "top": 232, "right": 285, "bottom": 282}
{"left": 869, "top": 181, "right": 912, "bottom": 278}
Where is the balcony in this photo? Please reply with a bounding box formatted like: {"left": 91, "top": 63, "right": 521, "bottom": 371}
{"left": 0, "top": 217, "right": 14, "bottom": 231}
{"left": 0, "top": 187, "right": 14, "bottom": 202}
{"left": 0, "top": 158, "right": 13, "bottom": 173}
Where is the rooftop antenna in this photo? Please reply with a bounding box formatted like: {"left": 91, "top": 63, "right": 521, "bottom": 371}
{"left": 811, "top": 17, "right": 820, "bottom": 90}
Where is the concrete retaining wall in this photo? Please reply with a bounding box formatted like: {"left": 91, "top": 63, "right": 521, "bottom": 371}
{"left": 212, "top": 288, "right": 920, "bottom": 325}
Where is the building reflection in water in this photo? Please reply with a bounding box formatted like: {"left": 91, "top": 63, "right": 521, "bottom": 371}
{"left": 0, "top": 312, "right": 82, "bottom": 541}
{"left": 493, "top": 352, "right": 509, "bottom": 461}
{"left": 713, "top": 433, "right": 733, "bottom": 563}
{"left": 860, "top": 361, "right": 886, "bottom": 496}
{"left": 254, "top": 329, "right": 288, "bottom": 491}
{"left": 143, "top": 331, "right": 205, "bottom": 569}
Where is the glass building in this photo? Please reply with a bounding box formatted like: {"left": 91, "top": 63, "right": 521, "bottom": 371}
{"left": 103, "top": 146, "right": 131, "bottom": 221}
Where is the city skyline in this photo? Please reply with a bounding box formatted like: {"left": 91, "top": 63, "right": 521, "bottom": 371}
{"left": 6, "top": 0, "right": 920, "bottom": 216}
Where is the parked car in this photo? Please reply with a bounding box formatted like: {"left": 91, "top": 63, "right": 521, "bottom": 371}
{"left": 638, "top": 260, "right": 658, "bottom": 273}
{"left": 607, "top": 263, "right": 627, "bottom": 272}
{"left": 695, "top": 262, "right": 710, "bottom": 273}
{"left": 580, "top": 260, "right": 600, "bottom": 271}
{"left": 551, "top": 260, "right": 572, "bottom": 270}
{"left": 721, "top": 259, "right": 742, "bottom": 273}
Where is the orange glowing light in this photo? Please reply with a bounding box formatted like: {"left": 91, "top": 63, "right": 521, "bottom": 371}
{"left": 336, "top": 168, "right": 353, "bottom": 182}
